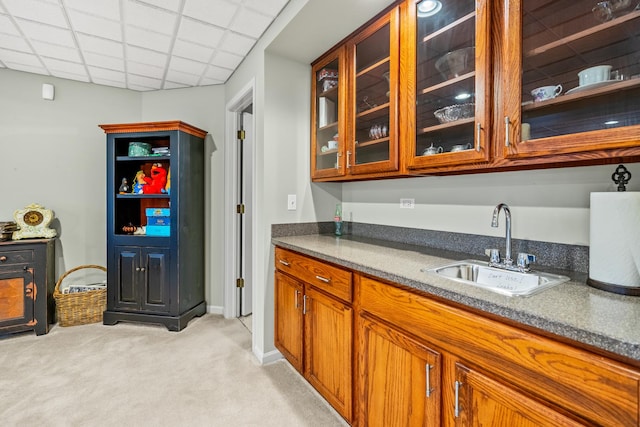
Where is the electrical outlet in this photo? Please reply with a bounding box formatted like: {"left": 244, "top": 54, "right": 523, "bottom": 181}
{"left": 287, "top": 194, "right": 297, "bottom": 211}
{"left": 400, "top": 198, "right": 415, "bottom": 209}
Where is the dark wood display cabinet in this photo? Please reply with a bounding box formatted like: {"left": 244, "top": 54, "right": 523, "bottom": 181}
{"left": 99, "top": 121, "right": 206, "bottom": 331}
{"left": 0, "top": 239, "right": 55, "bottom": 336}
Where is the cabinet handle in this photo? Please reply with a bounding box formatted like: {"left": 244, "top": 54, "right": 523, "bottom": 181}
{"left": 314, "top": 275, "right": 330, "bottom": 283}
{"left": 335, "top": 152, "right": 340, "bottom": 170}
{"left": 346, "top": 150, "right": 351, "bottom": 169}
{"left": 476, "top": 123, "right": 481, "bottom": 152}
{"left": 294, "top": 289, "right": 299, "bottom": 309}
{"left": 140, "top": 267, "right": 146, "bottom": 272}
{"left": 0, "top": 256, "right": 6, "bottom": 262}
{"left": 426, "top": 363, "right": 433, "bottom": 397}
{"left": 454, "top": 380, "right": 462, "bottom": 417}
{"left": 504, "top": 116, "right": 511, "bottom": 147}
{"left": 278, "top": 259, "right": 290, "bottom": 266}
{"left": 303, "top": 295, "right": 308, "bottom": 315}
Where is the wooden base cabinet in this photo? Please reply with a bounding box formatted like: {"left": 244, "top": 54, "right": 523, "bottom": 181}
{"left": 274, "top": 248, "right": 353, "bottom": 422}
{"left": 357, "top": 274, "right": 640, "bottom": 427}
{"left": 357, "top": 314, "right": 441, "bottom": 426}
{"left": 0, "top": 239, "right": 55, "bottom": 336}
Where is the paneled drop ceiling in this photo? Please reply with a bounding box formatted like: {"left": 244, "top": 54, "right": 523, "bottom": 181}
{"left": 0, "top": 0, "right": 290, "bottom": 91}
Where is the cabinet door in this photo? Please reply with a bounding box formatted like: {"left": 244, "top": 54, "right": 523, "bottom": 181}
{"left": 0, "top": 267, "right": 34, "bottom": 329}
{"left": 141, "top": 247, "right": 171, "bottom": 313}
{"left": 113, "top": 247, "right": 140, "bottom": 310}
{"left": 449, "top": 360, "right": 585, "bottom": 426}
{"left": 403, "top": 0, "right": 491, "bottom": 171}
{"left": 346, "top": 6, "right": 400, "bottom": 175}
{"left": 500, "top": 0, "right": 640, "bottom": 159}
{"left": 304, "top": 285, "right": 353, "bottom": 421}
{"left": 311, "top": 47, "right": 347, "bottom": 180}
{"left": 358, "top": 314, "right": 441, "bottom": 427}
{"left": 274, "top": 271, "right": 304, "bottom": 373}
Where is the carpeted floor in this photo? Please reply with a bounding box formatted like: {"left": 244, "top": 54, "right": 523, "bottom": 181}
{"left": 0, "top": 314, "right": 347, "bottom": 427}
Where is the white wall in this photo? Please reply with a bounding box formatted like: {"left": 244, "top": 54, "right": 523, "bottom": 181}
{"left": 343, "top": 164, "right": 640, "bottom": 246}
{"left": 0, "top": 69, "right": 140, "bottom": 275}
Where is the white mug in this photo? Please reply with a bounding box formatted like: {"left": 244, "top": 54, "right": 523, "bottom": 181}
{"left": 578, "top": 65, "right": 611, "bottom": 86}
{"left": 531, "top": 85, "right": 562, "bottom": 102}
{"left": 327, "top": 140, "right": 338, "bottom": 150}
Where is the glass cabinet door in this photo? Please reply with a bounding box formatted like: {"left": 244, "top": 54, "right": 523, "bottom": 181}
{"left": 347, "top": 7, "right": 400, "bottom": 175}
{"left": 404, "top": 0, "right": 490, "bottom": 171}
{"left": 501, "top": 0, "right": 640, "bottom": 158}
{"left": 311, "top": 48, "right": 346, "bottom": 180}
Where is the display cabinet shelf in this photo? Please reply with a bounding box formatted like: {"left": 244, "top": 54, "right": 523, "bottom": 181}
{"left": 418, "top": 72, "right": 475, "bottom": 96}
{"left": 357, "top": 137, "right": 390, "bottom": 148}
{"left": 421, "top": 11, "right": 475, "bottom": 44}
{"left": 419, "top": 117, "right": 475, "bottom": 134}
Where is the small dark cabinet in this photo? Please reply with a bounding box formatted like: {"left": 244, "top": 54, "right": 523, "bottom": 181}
{"left": 100, "top": 121, "right": 206, "bottom": 331}
{"left": 0, "top": 239, "right": 55, "bottom": 336}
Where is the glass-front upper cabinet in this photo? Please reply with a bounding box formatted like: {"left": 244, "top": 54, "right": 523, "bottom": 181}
{"left": 311, "top": 47, "right": 346, "bottom": 180}
{"left": 404, "top": 0, "right": 491, "bottom": 171}
{"left": 501, "top": 0, "right": 640, "bottom": 159}
{"left": 346, "top": 7, "right": 400, "bottom": 176}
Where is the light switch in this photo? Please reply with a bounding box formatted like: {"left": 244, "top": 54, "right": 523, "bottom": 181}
{"left": 287, "top": 194, "right": 297, "bottom": 210}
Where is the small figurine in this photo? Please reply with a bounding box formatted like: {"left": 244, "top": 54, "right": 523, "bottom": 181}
{"left": 118, "top": 177, "right": 130, "bottom": 194}
{"left": 132, "top": 170, "right": 146, "bottom": 194}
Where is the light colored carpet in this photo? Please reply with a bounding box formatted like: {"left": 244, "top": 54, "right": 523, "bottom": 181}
{"left": 0, "top": 314, "right": 347, "bottom": 427}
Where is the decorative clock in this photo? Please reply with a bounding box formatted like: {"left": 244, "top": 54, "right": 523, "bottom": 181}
{"left": 12, "top": 203, "right": 57, "bottom": 240}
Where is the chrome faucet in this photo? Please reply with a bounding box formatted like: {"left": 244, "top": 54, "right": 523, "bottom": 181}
{"left": 492, "top": 203, "right": 512, "bottom": 265}
{"left": 486, "top": 203, "right": 536, "bottom": 272}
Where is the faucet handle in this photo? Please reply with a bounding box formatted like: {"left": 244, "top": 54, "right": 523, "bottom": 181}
{"left": 485, "top": 248, "right": 500, "bottom": 264}
{"left": 517, "top": 253, "right": 536, "bottom": 271}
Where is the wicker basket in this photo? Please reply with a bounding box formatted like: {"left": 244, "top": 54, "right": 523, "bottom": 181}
{"left": 53, "top": 265, "right": 107, "bottom": 326}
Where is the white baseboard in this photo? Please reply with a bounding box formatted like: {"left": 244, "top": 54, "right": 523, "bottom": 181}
{"left": 207, "top": 305, "right": 224, "bottom": 315}
{"left": 255, "top": 347, "right": 283, "bottom": 365}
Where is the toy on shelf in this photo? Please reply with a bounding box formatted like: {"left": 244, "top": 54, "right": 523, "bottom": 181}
{"left": 118, "top": 177, "right": 130, "bottom": 194}
{"left": 143, "top": 163, "right": 168, "bottom": 194}
{"left": 132, "top": 170, "right": 146, "bottom": 194}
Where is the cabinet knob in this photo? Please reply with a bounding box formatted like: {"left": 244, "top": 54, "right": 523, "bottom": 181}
{"left": 140, "top": 267, "right": 146, "bottom": 272}
{"left": 136, "top": 267, "right": 141, "bottom": 271}
{"left": 0, "top": 256, "right": 6, "bottom": 262}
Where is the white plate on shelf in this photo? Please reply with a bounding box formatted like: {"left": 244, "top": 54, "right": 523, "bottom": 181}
{"left": 566, "top": 80, "right": 619, "bottom": 94}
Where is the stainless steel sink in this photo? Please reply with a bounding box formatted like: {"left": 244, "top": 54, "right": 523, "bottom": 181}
{"left": 424, "top": 260, "right": 570, "bottom": 297}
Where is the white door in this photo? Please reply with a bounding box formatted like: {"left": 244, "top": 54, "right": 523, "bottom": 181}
{"left": 237, "top": 108, "right": 253, "bottom": 316}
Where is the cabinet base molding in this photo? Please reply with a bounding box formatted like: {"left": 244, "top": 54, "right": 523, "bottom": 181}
{"left": 103, "top": 301, "right": 206, "bottom": 331}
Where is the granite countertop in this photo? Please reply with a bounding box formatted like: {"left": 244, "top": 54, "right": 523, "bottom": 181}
{"left": 272, "top": 234, "right": 640, "bottom": 364}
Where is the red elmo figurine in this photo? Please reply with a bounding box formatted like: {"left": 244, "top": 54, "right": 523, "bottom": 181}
{"left": 143, "top": 163, "right": 168, "bottom": 194}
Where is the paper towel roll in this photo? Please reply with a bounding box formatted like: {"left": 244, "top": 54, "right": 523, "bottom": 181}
{"left": 589, "top": 192, "right": 640, "bottom": 293}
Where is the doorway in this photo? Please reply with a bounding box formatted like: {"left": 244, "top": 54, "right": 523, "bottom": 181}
{"left": 224, "top": 81, "right": 255, "bottom": 324}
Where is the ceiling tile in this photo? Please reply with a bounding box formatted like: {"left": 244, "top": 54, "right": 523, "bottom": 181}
{"left": 64, "top": 0, "right": 120, "bottom": 21}
{"left": 2, "top": 0, "right": 67, "bottom": 27}
{"left": 92, "top": 77, "right": 127, "bottom": 89}
{"left": 218, "top": 32, "right": 255, "bottom": 57}
{"left": 172, "top": 39, "right": 214, "bottom": 62}
{"left": 0, "top": 34, "right": 32, "bottom": 52}
{"left": 127, "top": 60, "right": 165, "bottom": 79}
{"left": 211, "top": 51, "right": 242, "bottom": 69}
{"left": 243, "top": 0, "right": 290, "bottom": 18}
{"left": 177, "top": 17, "right": 225, "bottom": 46}
{"left": 16, "top": 19, "right": 75, "bottom": 46}
{"left": 41, "top": 56, "right": 86, "bottom": 74}
{"left": 126, "top": 45, "right": 167, "bottom": 68}
{"left": 230, "top": 8, "right": 271, "bottom": 39}
{"left": 169, "top": 56, "right": 207, "bottom": 76}
{"left": 138, "top": 0, "right": 182, "bottom": 13}
{"left": 163, "top": 80, "right": 189, "bottom": 89}
{"left": 165, "top": 68, "right": 200, "bottom": 86}
{"left": 0, "top": 14, "right": 22, "bottom": 36}
{"left": 200, "top": 76, "right": 225, "bottom": 85}
{"left": 125, "top": 1, "right": 178, "bottom": 34}
{"left": 83, "top": 51, "right": 125, "bottom": 71}
{"left": 127, "top": 73, "right": 163, "bottom": 89}
{"left": 183, "top": 0, "right": 238, "bottom": 28}
{"left": 76, "top": 34, "right": 124, "bottom": 58}
{"left": 50, "top": 68, "right": 90, "bottom": 81}
{"left": 68, "top": 10, "right": 122, "bottom": 41}
{"left": 88, "top": 65, "right": 125, "bottom": 83}
{"left": 126, "top": 26, "right": 171, "bottom": 52}
{"left": 32, "top": 40, "right": 82, "bottom": 62}
{"left": 0, "top": 48, "right": 42, "bottom": 67}
{"left": 5, "top": 62, "right": 48, "bottom": 75}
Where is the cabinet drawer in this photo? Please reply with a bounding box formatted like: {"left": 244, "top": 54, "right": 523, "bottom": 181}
{"left": 358, "top": 275, "right": 640, "bottom": 427}
{"left": 0, "top": 250, "right": 34, "bottom": 266}
{"left": 275, "top": 247, "right": 352, "bottom": 302}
